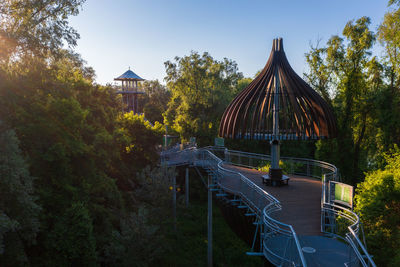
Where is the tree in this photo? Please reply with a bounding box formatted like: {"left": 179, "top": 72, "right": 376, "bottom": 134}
{"left": 354, "top": 147, "right": 400, "bottom": 266}
{"left": 0, "top": 122, "right": 41, "bottom": 266}
{"left": 304, "top": 44, "right": 332, "bottom": 106}
{"left": 140, "top": 80, "right": 170, "bottom": 124}
{"left": 45, "top": 202, "right": 97, "bottom": 266}
{"left": 376, "top": 4, "right": 400, "bottom": 150}
{"left": 234, "top": 77, "right": 252, "bottom": 95}
{"left": 306, "top": 17, "right": 376, "bottom": 184}
{"left": 0, "top": 0, "right": 85, "bottom": 62}
{"left": 164, "top": 51, "right": 243, "bottom": 145}
{"left": 104, "top": 167, "right": 175, "bottom": 267}
{"left": 116, "top": 112, "right": 163, "bottom": 190}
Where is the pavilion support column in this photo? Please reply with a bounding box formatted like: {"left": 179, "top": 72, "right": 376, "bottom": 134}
{"left": 270, "top": 139, "right": 280, "bottom": 169}
{"left": 269, "top": 40, "right": 283, "bottom": 183}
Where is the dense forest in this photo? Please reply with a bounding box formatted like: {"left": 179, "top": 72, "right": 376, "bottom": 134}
{"left": 0, "top": 0, "right": 399, "bottom": 266}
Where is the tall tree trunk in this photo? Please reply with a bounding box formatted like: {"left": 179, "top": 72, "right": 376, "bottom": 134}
{"left": 353, "top": 111, "right": 367, "bottom": 183}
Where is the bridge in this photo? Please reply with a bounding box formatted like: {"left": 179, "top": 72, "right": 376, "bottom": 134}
{"left": 161, "top": 145, "right": 376, "bottom": 267}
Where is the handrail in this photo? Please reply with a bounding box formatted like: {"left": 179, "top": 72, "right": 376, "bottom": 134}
{"left": 223, "top": 148, "right": 338, "bottom": 181}
{"left": 195, "top": 148, "right": 307, "bottom": 267}
{"left": 346, "top": 227, "right": 376, "bottom": 267}
{"left": 162, "top": 146, "right": 375, "bottom": 267}
{"left": 321, "top": 202, "right": 376, "bottom": 267}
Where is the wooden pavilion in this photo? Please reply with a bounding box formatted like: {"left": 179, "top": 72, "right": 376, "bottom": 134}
{"left": 114, "top": 68, "right": 145, "bottom": 114}
{"left": 219, "top": 38, "right": 337, "bottom": 184}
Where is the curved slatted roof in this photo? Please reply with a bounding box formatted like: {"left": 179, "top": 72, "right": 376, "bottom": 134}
{"left": 219, "top": 38, "right": 337, "bottom": 140}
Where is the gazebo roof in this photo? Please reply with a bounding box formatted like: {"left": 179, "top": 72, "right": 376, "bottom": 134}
{"left": 114, "top": 69, "right": 144, "bottom": 81}
{"left": 219, "top": 38, "right": 337, "bottom": 140}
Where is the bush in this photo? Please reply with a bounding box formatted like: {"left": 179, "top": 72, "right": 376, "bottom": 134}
{"left": 354, "top": 148, "right": 400, "bottom": 267}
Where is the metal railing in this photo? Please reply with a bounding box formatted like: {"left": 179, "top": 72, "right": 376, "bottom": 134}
{"left": 161, "top": 146, "right": 376, "bottom": 267}
{"left": 191, "top": 148, "right": 307, "bottom": 267}
{"left": 321, "top": 202, "right": 376, "bottom": 267}
{"left": 161, "top": 144, "right": 197, "bottom": 166}
{"left": 218, "top": 148, "right": 338, "bottom": 181}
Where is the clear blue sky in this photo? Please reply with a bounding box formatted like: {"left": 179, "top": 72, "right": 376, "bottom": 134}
{"left": 69, "top": 0, "right": 389, "bottom": 85}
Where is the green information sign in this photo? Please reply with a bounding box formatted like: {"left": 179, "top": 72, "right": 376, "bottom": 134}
{"left": 214, "top": 137, "right": 224, "bottom": 147}
{"left": 331, "top": 181, "right": 353, "bottom": 208}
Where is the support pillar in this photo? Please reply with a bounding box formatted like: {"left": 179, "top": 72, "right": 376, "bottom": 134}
{"left": 135, "top": 94, "right": 138, "bottom": 114}
{"left": 185, "top": 168, "right": 189, "bottom": 208}
{"left": 270, "top": 139, "right": 280, "bottom": 169}
{"left": 269, "top": 40, "right": 283, "bottom": 182}
{"left": 207, "top": 174, "right": 213, "bottom": 267}
{"left": 164, "top": 125, "right": 168, "bottom": 151}
{"left": 172, "top": 174, "right": 176, "bottom": 232}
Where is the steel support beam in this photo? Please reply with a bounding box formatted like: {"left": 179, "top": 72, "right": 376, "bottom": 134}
{"left": 208, "top": 174, "right": 213, "bottom": 267}
{"left": 185, "top": 167, "right": 189, "bottom": 208}
{"left": 173, "top": 174, "right": 177, "bottom": 232}
{"left": 271, "top": 58, "right": 280, "bottom": 170}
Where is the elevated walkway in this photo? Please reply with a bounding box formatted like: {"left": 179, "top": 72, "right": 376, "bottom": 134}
{"left": 224, "top": 165, "right": 321, "bottom": 236}
{"left": 161, "top": 146, "right": 376, "bottom": 267}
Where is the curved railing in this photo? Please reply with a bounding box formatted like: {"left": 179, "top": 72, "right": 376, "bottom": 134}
{"left": 161, "top": 146, "right": 375, "bottom": 267}
{"left": 220, "top": 148, "right": 338, "bottom": 181}
{"left": 210, "top": 148, "right": 375, "bottom": 266}
{"left": 321, "top": 203, "right": 376, "bottom": 267}
{"left": 161, "top": 145, "right": 197, "bottom": 166}
{"left": 195, "top": 148, "right": 307, "bottom": 266}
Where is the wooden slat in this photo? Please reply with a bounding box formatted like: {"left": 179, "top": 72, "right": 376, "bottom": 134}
{"left": 219, "top": 38, "right": 337, "bottom": 140}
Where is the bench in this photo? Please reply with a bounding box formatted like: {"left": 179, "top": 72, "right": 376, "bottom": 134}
{"left": 261, "top": 174, "right": 290, "bottom": 186}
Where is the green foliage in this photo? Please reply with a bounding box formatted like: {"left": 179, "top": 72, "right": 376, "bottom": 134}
{"left": 140, "top": 80, "right": 171, "bottom": 124}
{"left": 354, "top": 149, "right": 400, "bottom": 266}
{"left": 164, "top": 51, "right": 243, "bottom": 146}
{"left": 305, "top": 44, "right": 332, "bottom": 105}
{"left": 257, "top": 160, "right": 303, "bottom": 176}
{"left": 2, "top": 0, "right": 400, "bottom": 265}
{"left": 0, "top": 123, "right": 41, "bottom": 266}
{"left": 305, "top": 6, "right": 400, "bottom": 186}
{"left": 235, "top": 77, "right": 252, "bottom": 95}
{"left": 45, "top": 202, "right": 97, "bottom": 266}
{"left": 258, "top": 160, "right": 285, "bottom": 173}
{"left": 159, "top": 173, "right": 262, "bottom": 267}
{"left": 389, "top": 0, "right": 400, "bottom": 6}
{"left": 0, "top": 50, "right": 165, "bottom": 265}
{"left": 104, "top": 166, "right": 175, "bottom": 267}
{"left": 376, "top": 5, "right": 400, "bottom": 153}
{"left": 305, "top": 17, "right": 385, "bottom": 184}
{"left": 104, "top": 209, "right": 162, "bottom": 267}
{"left": 115, "top": 113, "right": 163, "bottom": 191}
{"left": 0, "top": 0, "right": 85, "bottom": 61}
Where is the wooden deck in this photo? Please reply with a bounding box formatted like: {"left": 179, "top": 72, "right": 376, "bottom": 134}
{"left": 222, "top": 164, "right": 322, "bottom": 236}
